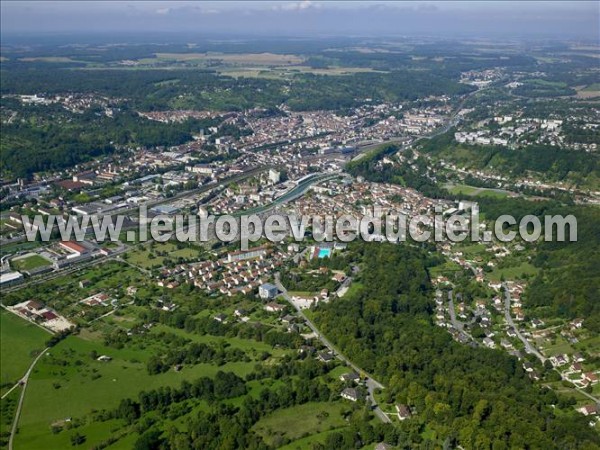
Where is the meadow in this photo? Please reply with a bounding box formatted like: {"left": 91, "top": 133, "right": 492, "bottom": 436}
{"left": 14, "top": 330, "right": 263, "bottom": 450}
{"left": 446, "top": 183, "right": 511, "bottom": 199}
{"left": 252, "top": 401, "right": 349, "bottom": 447}
{"left": 488, "top": 261, "right": 539, "bottom": 282}
{"left": 0, "top": 310, "right": 50, "bottom": 388}
{"left": 126, "top": 242, "right": 203, "bottom": 269}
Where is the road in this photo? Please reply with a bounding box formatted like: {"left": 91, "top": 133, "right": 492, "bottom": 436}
{"left": 1, "top": 165, "right": 280, "bottom": 294}
{"left": 0, "top": 243, "right": 132, "bottom": 295}
{"left": 502, "top": 284, "right": 599, "bottom": 404}
{"left": 8, "top": 347, "right": 50, "bottom": 450}
{"left": 0, "top": 165, "right": 272, "bottom": 248}
{"left": 502, "top": 284, "right": 546, "bottom": 362}
{"left": 274, "top": 274, "right": 391, "bottom": 424}
{"left": 447, "top": 290, "right": 463, "bottom": 331}
{"left": 447, "top": 290, "right": 478, "bottom": 346}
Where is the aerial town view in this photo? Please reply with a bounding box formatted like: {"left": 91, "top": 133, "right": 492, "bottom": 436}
{"left": 0, "top": 1, "right": 599, "bottom": 449}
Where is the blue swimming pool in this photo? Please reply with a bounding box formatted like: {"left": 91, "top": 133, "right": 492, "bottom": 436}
{"left": 318, "top": 248, "right": 332, "bottom": 258}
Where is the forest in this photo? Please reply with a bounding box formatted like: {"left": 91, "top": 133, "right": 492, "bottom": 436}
{"left": 419, "top": 130, "right": 600, "bottom": 185}
{"left": 311, "top": 242, "right": 600, "bottom": 449}
{"left": 93, "top": 357, "right": 400, "bottom": 450}
{"left": 0, "top": 105, "right": 221, "bottom": 178}
{"left": 345, "top": 143, "right": 449, "bottom": 198}
{"left": 525, "top": 205, "right": 600, "bottom": 332}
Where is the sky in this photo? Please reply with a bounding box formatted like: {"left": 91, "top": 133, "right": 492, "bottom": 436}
{"left": 1, "top": 1, "right": 599, "bottom": 40}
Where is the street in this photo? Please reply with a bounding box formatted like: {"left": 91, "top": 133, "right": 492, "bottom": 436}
{"left": 502, "top": 283, "right": 546, "bottom": 362}
{"left": 274, "top": 274, "right": 391, "bottom": 424}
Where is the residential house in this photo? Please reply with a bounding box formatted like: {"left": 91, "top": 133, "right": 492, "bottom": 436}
{"left": 339, "top": 372, "right": 360, "bottom": 384}
{"left": 317, "top": 351, "right": 335, "bottom": 363}
{"left": 341, "top": 388, "right": 361, "bottom": 402}
{"left": 264, "top": 302, "right": 285, "bottom": 313}
{"left": 578, "top": 404, "right": 598, "bottom": 416}
{"left": 214, "top": 313, "right": 227, "bottom": 323}
{"left": 396, "top": 404, "right": 412, "bottom": 421}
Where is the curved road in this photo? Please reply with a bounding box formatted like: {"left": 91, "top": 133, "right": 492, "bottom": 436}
{"left": 274, "top": 274, "right": 391, "bottom": 424}
{"left": 502, "top": 284, "right": 545, "bottom": 361}
{"left": 502, "top": 283, "right": 599, "bottom": 404}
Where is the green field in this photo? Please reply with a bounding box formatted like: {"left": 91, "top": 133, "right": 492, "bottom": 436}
{"left": 126, "top": 242, "right": 202, "bottom": 269}
{"left": 457, "top": 243, "right": 489, "bottom": 258}
{"left": 0, "top": 385, "right": 21, "bottom": 447}
{"left": 252, "top": 402, "right": 349, "bottom": 448}
{"left": 10, "top": 254, "right": 51, "bottom": 271}
{"left": 488, "top": 262, "right": 539, "bottom": 282}
{"left": 150, "top": 324, "right": 289, "bottom": 358}
{"left": 429, "top": 260, "right": 463, "bottom": 278}
{"left": 14, "top": 333, "right": 259, "bottom": 449}
{"left": 278, "top": 429, "right": 350, "bottom": 450}
{"left": 0, "top": 310, "right": 49, "bottom": 387}
{"left": 447, "top": 183, "right": 510, "bottom": 199}
{"left": 541, "top": 335, "right": 575, "bottom": 357}
{"left": 582, "top": 83, "right": 600, "bottom": 91}
{"left": 523, "top": 78, "right": 568, "bottom": 88}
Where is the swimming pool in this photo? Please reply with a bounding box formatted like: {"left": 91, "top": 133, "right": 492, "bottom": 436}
{"left": 318, "top": 248, "right": 332, "bottom": 258}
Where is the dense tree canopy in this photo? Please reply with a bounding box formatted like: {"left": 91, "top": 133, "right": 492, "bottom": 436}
{"left": 312, "top": 242, "right": 599, "bottom": 449}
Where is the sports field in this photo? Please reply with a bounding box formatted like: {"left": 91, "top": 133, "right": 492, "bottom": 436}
{"left": 10, "top": 254, "right": 52, "bottom": 272}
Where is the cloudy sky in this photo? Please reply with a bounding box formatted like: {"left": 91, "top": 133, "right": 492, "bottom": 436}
{"left": 1, "top": 1, "right": 598, "bottom": 39}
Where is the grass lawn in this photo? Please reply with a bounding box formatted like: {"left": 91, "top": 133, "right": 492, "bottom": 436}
{"left": 1, "top": 386, "right": 21, "bottom": 443}
{"left": 542, "top": 335, "right": 575, "bottom": 357}
{"left": 429, "top": 260, "right": 463, "bottom": 278}
{"left": 448, "top": 184, "right": 479, "bottom": 195}
{"left": 18, "top": 418, "right": 127, "bottom": 450}
{"left": 14, "top": 335, "right": 257, "bottom": 450}
{"left": 341, "top": 282, "right": 364, "bottom": 299}
{"left": 447, "top": 183, "right": 511, "bottom": 199}
{"left": 278, "top": 428, "right": 351, "bottom": 450}
{"left": 253, "top": 402, "right": 349, "bottom": 448}
{"left": 126, "top": 249, "right": 166, "bottom": 269}
{"left": 150, "top": 324, "right": 290, "bottom": 359}
{"left": 544, "top": 381, "right": 590, "bottom": 403}
{"left": 10, "top": 254, "right": 52, "bottom": 271}
{"left": 105, "top": 431, "right": 139, "bottom": 449}
{"left": 0, "top": 241, "right": 41, "bottom": 258}
{"left": 458, "top": 242, "right": 488, "bottom": 254}
{"left": 574, "top": 335, "right": 600, "bottom": 356}
{"left": 327, "top": 365, "right": 351, "bottom": 381}
{"left": 0, "top": 310, "right": 50, "bottom": 387}
{"left": 126, "top": 242, "right": 203, "bottom": 269}
{"left": 488, "top": 262, "right": 539, "bottom": 282}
